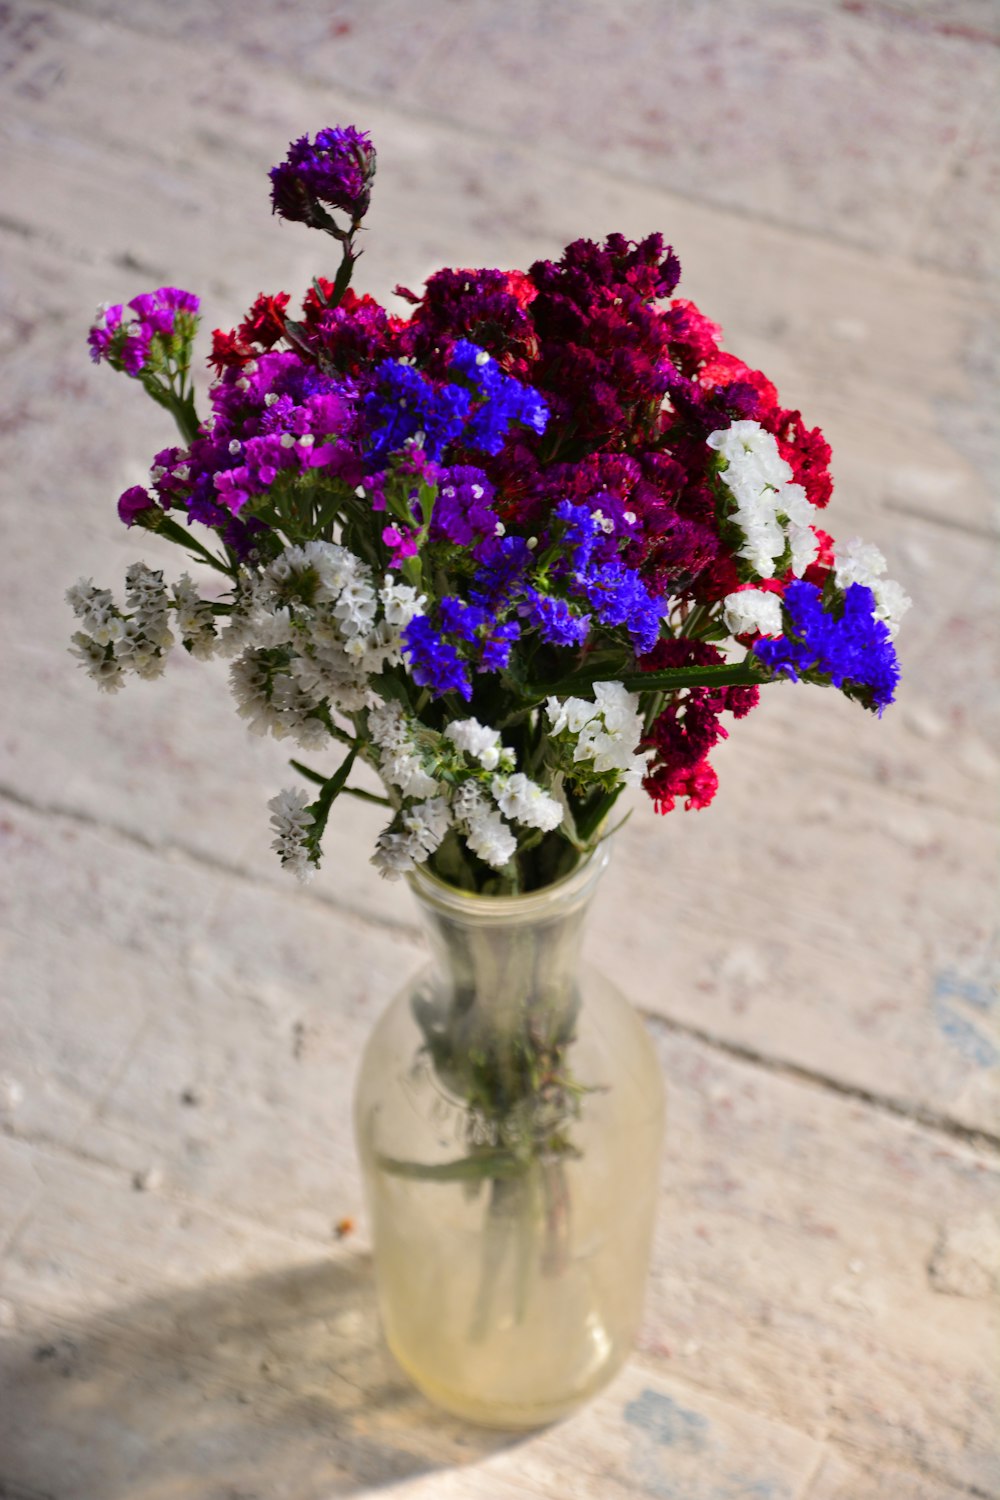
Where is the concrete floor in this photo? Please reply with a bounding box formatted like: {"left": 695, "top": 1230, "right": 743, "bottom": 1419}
{"left": 0, "top": 2, "right": 998, "bottom": 1496}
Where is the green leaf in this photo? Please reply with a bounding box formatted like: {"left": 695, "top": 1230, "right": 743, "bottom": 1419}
{"left": 531, "top": 658, "right": 765, "bottom": 701}
{"left": 376, "top": 1149, "right": 529, "bottom": 1183}
{"left": 330, "top": 246, "right": 356, "bottom": 307}
{"left": 303, "top": 744, "right": 360, "bottom": 860}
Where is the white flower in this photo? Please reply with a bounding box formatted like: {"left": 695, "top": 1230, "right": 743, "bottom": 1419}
{"left": 787, "top": 522, "right": 819, "bottom": 579}
{"left": 707, "top": 422, "right": 792, "bottom": 488}
{"left": 547, "top": 682, "right": 647, "bottom": 785}
{"left": 171, "top": 574, "right": 217, "bottom": 658}
{"left": 368, "top": 699, "right": 408, "bottom": 751}
{"left": 268, "top": 788, "right": 315, "bottom": 882}
{"left": 833, "top": 536, "right": 886, "bottom": 589}
{"left": 545, "top": 695, "right": 599, "bottom": 737}
{"left": 69, "top": 631, "right": 124, "bottom": 691}
{"left": 368, "top": 699, "right": 439, "bottom": 798}
{"left": 379, "top": 574, "right": 425, "bottom": 629}
{"left": 709, "top": 422, "right": 822, "bottom": 581}
{"left": 870, "top": 577, "right": 912, "bottom": 637}
{"left": 722, "top": 588, "right": 784, "bottom": 638}
{"left": 371, "top": 830, "right": 418, "bottom": 880}
{"left": 445, "top": 717, "right": 503, "bottom": 770}
{"left": 333, "top": 575, "right": 378, "bottom": 638}
{"left": 402, "top": 796, "right": 451, "bottom": 855}
{"left": 451, "top": 785, "right": 517, "bottom": 869}
{"left": 371, "top": 796, "right": 452, "bottom": 879}
{"left": 833, "top": 535, "right": 912, "bottom": 637}
{"left": 465, "top": 806, "right": 517, "bottom": 868}
{"left": 491, "top": 773, "right": 563, "bottom": 832}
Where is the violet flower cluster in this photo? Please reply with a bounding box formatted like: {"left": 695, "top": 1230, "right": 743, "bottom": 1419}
{"left": 71, "top": 124, "right": 910, "bottom": 893}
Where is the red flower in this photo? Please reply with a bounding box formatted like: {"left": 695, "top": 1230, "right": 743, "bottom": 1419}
{"left": 699, "top": 352, "right": 779, "bottom": 413}
{"left": 208, "top": 327, "right": 254, "bottom": 373}
{"left": 776, "top": 413, "right": 833, "bottom": 508}
{"left": 237, "top": 291, "right": 290, "bottom": 350}
{"left": 644, "top": 757, "right": 719, "bottom": 814}
{"left": 802, "top": 526, "right": 836, "bottom": 587}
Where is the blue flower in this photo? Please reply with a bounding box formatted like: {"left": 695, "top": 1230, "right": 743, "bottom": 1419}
{"left": 753, "top": 580, "right": 900, "bottom": 712}
{"left": 552, "top": 500, "right": 666, "bottom": 654}
{"left": 521, "top": 588, "right": 591, "bottom": 647}
{"left": 450, "top": 340, "right": 549, "bottom": 455}
{"left": 470, "top": 534, "right": 534, "bottom": 607}
{"left": 575, "top": 558, "right": 665, "bottom": 655}
{"left": 401, "top": 615, "right": 472, "bottom": 699}
{"left": 480, "top": 619, "right": 520, "bottom": 671}
{"left": 364, "top": 360, "right": 471, "bottom": 464}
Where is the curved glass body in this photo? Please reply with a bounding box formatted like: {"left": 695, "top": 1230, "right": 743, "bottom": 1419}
{"left": 353, "top": 846, "right": 665, "bottom": 1428}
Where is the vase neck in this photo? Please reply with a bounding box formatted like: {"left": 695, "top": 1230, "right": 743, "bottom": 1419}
{"left": 408, "top": 847, "right": 609, "bottom": 1027}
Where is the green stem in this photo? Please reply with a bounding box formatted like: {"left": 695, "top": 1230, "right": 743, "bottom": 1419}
{"left": 289, "top": 758, "right": 390, "bottom": 806}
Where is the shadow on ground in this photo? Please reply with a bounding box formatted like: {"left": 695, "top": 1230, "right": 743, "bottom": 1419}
{"left": 0, "top": 1254, "right": 521, "bottom": 1499}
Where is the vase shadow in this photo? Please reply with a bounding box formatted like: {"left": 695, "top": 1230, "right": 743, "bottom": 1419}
{"left": 0, "top": 1252, "right": 523, "bottom": 1499}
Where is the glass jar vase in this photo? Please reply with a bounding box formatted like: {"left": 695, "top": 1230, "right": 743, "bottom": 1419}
{"left": 353, "top": 844, "right": 665, "bottom": 1428}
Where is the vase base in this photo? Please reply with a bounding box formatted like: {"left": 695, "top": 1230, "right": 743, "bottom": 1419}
{"left": 386, "top": 1331, "right": 627, "bottom": 1430}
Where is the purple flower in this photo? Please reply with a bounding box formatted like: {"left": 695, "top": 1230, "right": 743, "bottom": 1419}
{"left": 480, "top": 619, "right": 520, "bottom": 671}
{"left": 269, "top": 126, "right": 376, "bottom": 227}
{"left": 86, "top": 288, "right": 200, "bottom": 376}
{"left": 431, "top": 466, "right": 496, "bottom": 546}
{"left": 117, "top": 485, "right": 157, "bottom": 527}
{"left": 470, "top": 535, "right": 533, "bottom": 607}
{"left": 129, "top": 287, "right": 200, "bottom": 337}
{"left": 87, "top": 303, "right": 124, "bottom": 364}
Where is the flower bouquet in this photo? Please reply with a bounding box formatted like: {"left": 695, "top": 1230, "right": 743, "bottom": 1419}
{"left": 71, "top": 126, "right": 908, "bottom": 1424}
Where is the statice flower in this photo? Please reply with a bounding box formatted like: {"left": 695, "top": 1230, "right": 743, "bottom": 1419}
{"left": 75, "top": 122, "right": 908, "bottom": 882}
{"left": 521, "top": 588, "right": 591, "bottom": 647}
{"left": 449, "top": 339, "right": 549, "bottom": 454}
{"left": 402, "top": 615, "right": 472, "bottom": 700}
{"left": 171, "top": 574, "right": 219, "bottom": 658}
{"left": 87, "top": 288, "right": 200, "bottom": 377}
{"left": 371, "top": 796, "right": 451, "bottom": 880}
{"left": 722, "top": 586, "right": 783, "bottom": 638}
{"left": 368, "top": 699, "right": 439, "bottom": 799}
{"left": 269, "top": 126, "right": 376, "bottom": 228}
{"left": 445, "top": 718, "right": 504, "bottom": 770}
{"left": 833, "top": 536, "right": 911, "bottom": 637}
{"left": 453, "top": 786, "right": 518, "bottom": 869}
{"left": 491, "top": 773, "right": 563, "bottom": 833}
{"left": 268, "top": 788, "right": 316, "bottom": 882}
{"left": 547, "top": 682, "right": 648, "bottom": 785}
{"left": 365, "top": 359, "right": 471, "bottom": 465}
{"left": 708, "top": 421, "right": 819, "bottom": 581}
{"left": 550, "top": 500, "right": 667, "bottom": 654}
{"left": 431, "top": 466, "right": 498, "bottom": 546}
{"left": 753, "top": 579, "right": 901, "bottom": 712}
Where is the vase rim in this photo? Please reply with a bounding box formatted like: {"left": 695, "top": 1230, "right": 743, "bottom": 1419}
{"left": 408, "top": 841, "right": 612, "bottom": 922}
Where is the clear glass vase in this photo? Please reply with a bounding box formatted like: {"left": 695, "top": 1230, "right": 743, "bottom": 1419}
{"left": 353, "top": 845, "right": 665, "bottom": 1428}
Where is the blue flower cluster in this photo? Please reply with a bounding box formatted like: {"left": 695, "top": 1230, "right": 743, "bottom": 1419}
{"left": 521, "top": 588, "right": 591, "bottom": 647}
{"left": 753, "top": 580, "right": 900, "bottom": 713}
{"left": 469, "top": 534, "right": 533, "bottom": 607}
{"left": 401, "top": 615, "right": 472, "bottom": 699}
{"left": 553, "top": 500, "right": 667, "bottom": 655}
{"left": 450, "top": 340, "right": 549, "bottom": 455}
{"left": 364, "top": 360, "right": 471, "bottom": 465}
{"left": 364, "top": 343, "right": 548, "bottom": 468}
{"left": 402, "top": 595, "right": 521, "bottom": 700}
